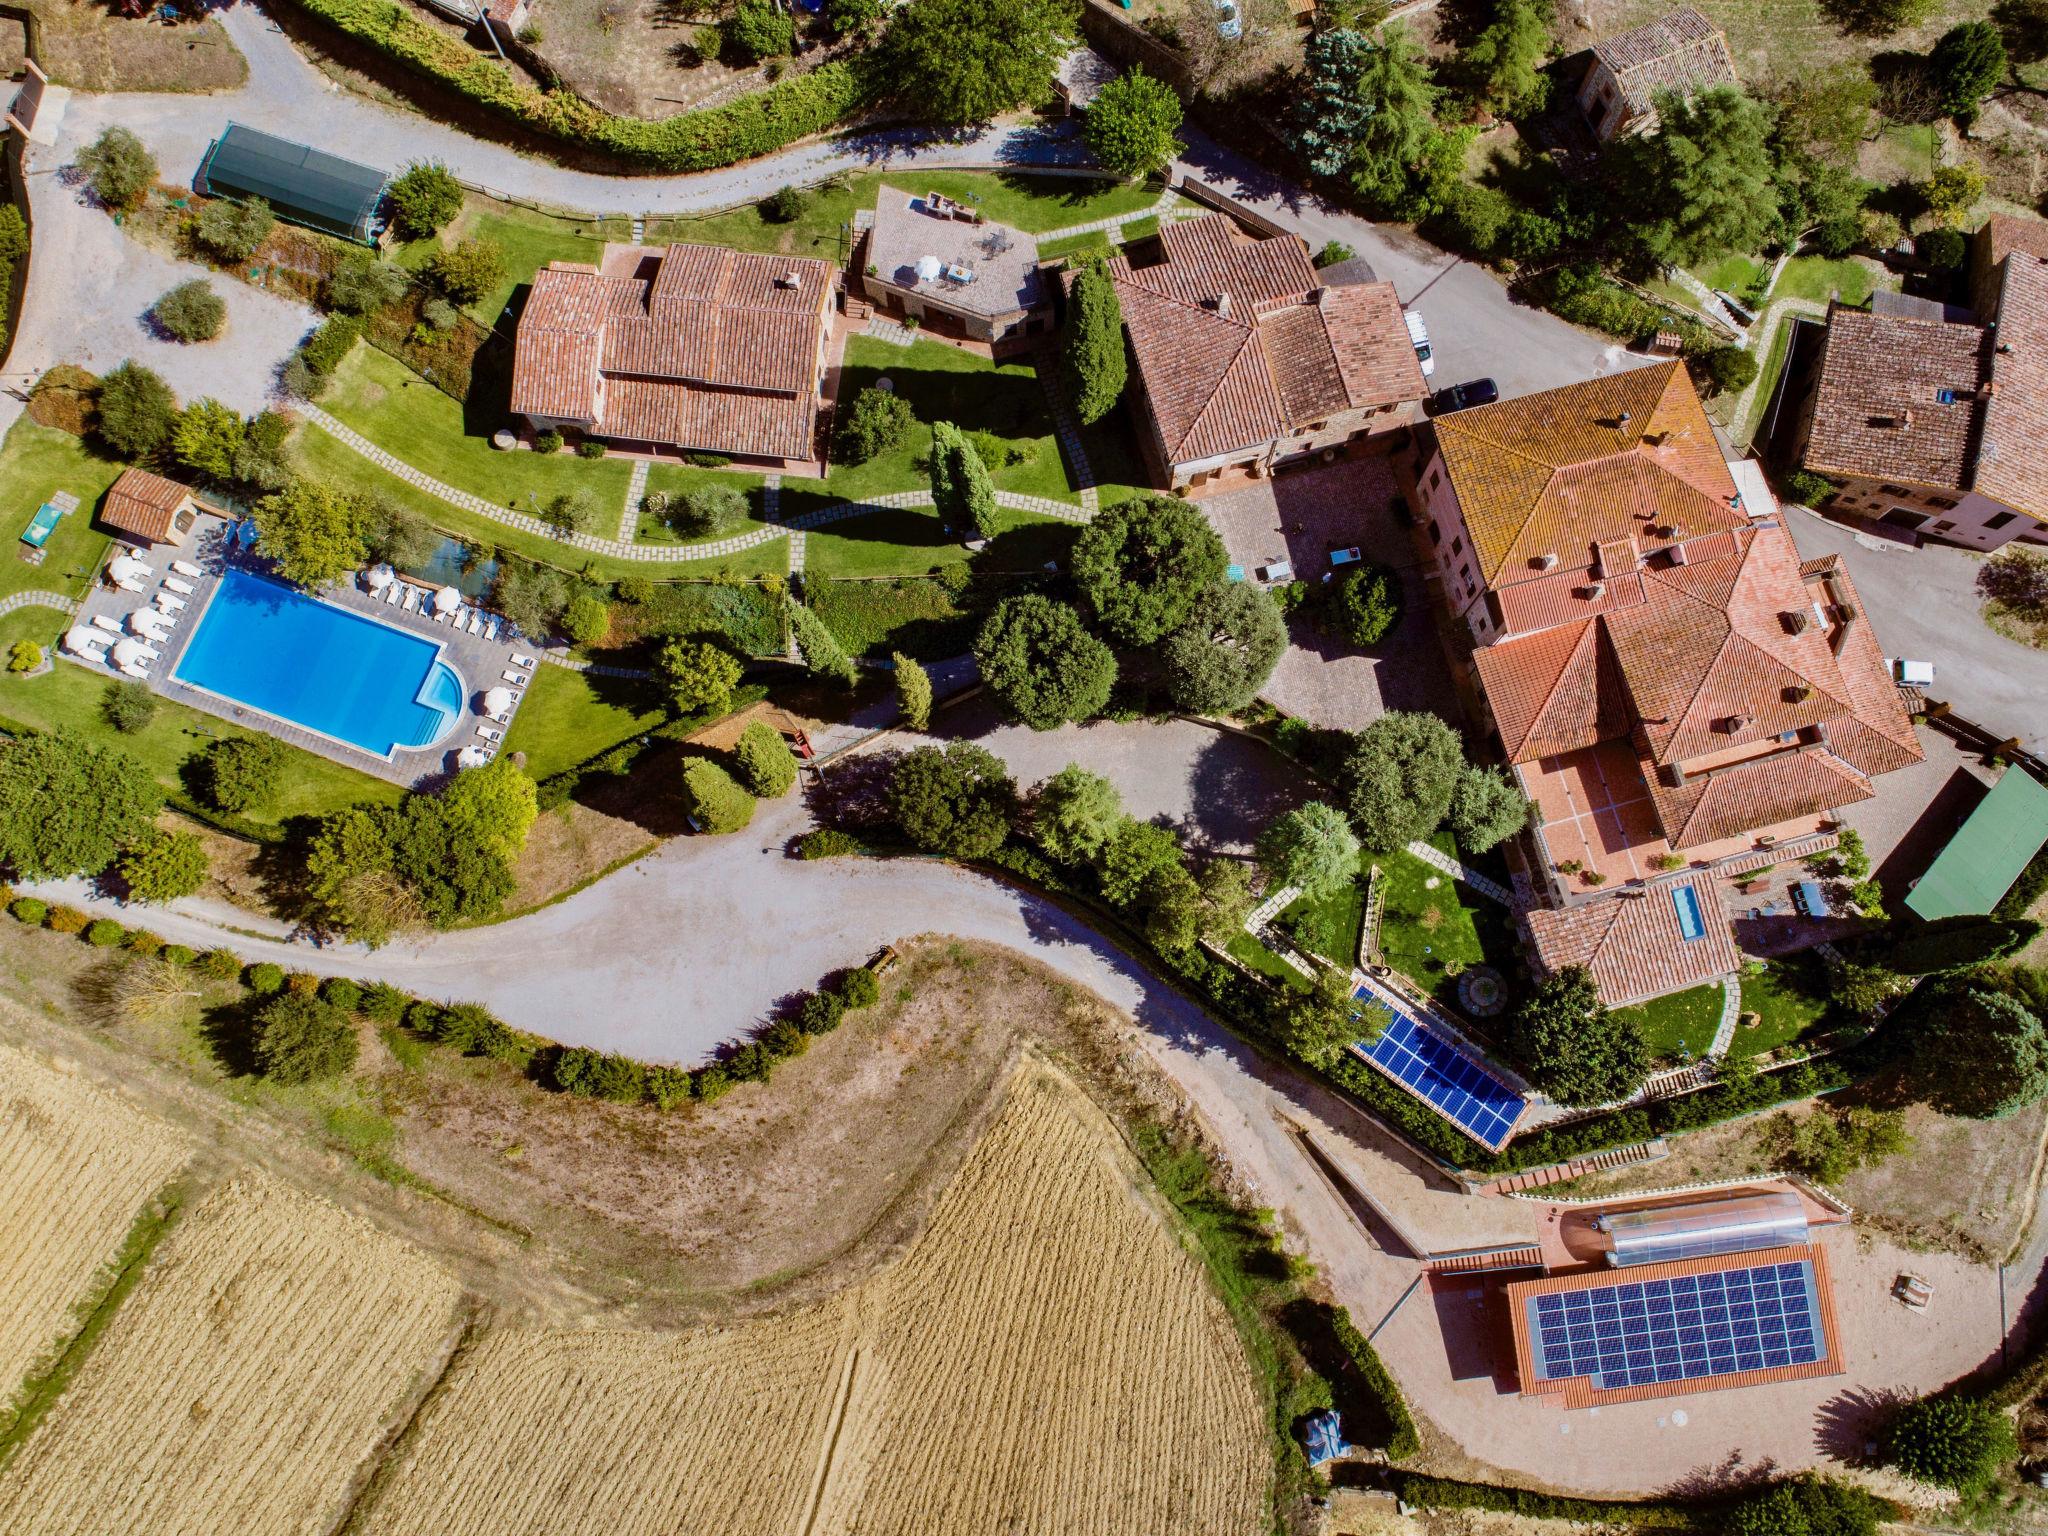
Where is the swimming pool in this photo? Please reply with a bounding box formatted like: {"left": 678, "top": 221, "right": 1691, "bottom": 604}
{"left": 1671, "top": 883, "right": 1706, "bottom": 942}
{"left": 174, "top": 569, "right": 464, "bottom": 758}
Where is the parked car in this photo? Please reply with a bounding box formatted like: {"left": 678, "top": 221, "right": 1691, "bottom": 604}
{"left": 1886, "top": 656, "right": 1936, "bottom": 687}
{"left": 1405, "top": 310, "right": 1434, "bottom": 378}
{"left": 1430, "top": 377, "right": 1498, "bottom": 414}
{"left": 1214, "top": 0, "right": 1241, "bottom": 37}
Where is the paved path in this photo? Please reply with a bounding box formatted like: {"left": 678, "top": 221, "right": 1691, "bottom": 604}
{"left": 1403, "top": 837, "right": 1514, "bottom": 907}
{"left": 1707, "top": 973, "right": 1742, "bottom": 1058}
{"left": 0, "top": 590, "right": 80, "bottom": 616}
{"left": 617, "top": 457, "right": 649, "bottom": 544}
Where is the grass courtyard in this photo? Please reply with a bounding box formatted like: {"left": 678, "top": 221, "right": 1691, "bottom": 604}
{"left": 1611, "top": 982, "right": 1725, "bottom": 1064}
{"left": 1735, "top": 952, "right": 1835, "bottom": 1059}
{"left": 0, "top": 421, "right": 128, "bottom": 606}
{"left": 394, "top": 199, "right": 632, "bottom": 329}
{"left": 498, "top": 663, "right": 667, "bottom": 782}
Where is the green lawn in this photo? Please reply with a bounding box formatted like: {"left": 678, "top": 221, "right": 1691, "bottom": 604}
{"left": 499, "top": 662, "right": 666, "bottom": 781}
{"left": 1226, "top": 929, "right": 1314, "bottom": 992}
{"left": 1693, "top": 255, "right": 1765, "bottom": 298}
{"left": 801, "top": 504, "right": 1078, "bottom": 580}
{"left": 1612, "top": 982, "right": 1724, "bottom": 1063}
{"left": 1281, "top": 875, "right": 1365, "bottom": 966}
{"left": 0, "top": 421, "right": 128, "bottom": 605}
{"left": 1037, "top": 229, "right": 1113, "bottom": 264}
{"left": 1370, "top": 836, "right": 1520, "bottom": 1014}
{"left": 0, "top": 659, "right": 401, "bottom": 829}
{"left": 807, "top": 575, "right": 977, "bottom": 659}
{"left": 636, "top": 466, "right": 771, "bottom": 544}
{"left": 1120, "top": 214, "right": 1162, "bottom": 243}
{"left": 1735, "top": 952, "right": 1834, "bottom": 1058}
{"left": 1772, "top": 255, "right": 1879, "bottom": 308}
{"left": 394, "top": 197, "right": 631, "bottom": 330}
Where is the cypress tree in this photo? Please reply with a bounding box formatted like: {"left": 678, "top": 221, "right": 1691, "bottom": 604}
{"left": 1062, "top": 262, "right": 1127, "bottom": 425}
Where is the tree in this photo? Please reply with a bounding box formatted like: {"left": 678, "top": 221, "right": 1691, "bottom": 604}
{"left": 387, "top": 162, "right": 463, "bottom": 240}
{"left": 1162, "top": 581, "right": 1286, "bottom": 714}
{"left": 253, "top": 994, "right": 359, "bottom": 1084}
{"left": 1146, "top": 862, "right": 1205, "bottom": 953}
{"left": 152, "top": 280, "right": 226, "bottom": 343}
{"left": 1768, "top": 1104, "right": 1912, "bottom": 1183}
{"left": 789, "top": 597, "right": 859, "bottom": 687}
{"left": 1696, "top": 344, "right": 1759, "bottom": 398}
{"left": 1820, "top": 0, "right": 1936, "bottom": 37}
{"left": 1725, "top": 1474, "right": 1890, "bottom": 1536}
{"left": 540, "top": 489, "right": 597, "bottom": 536}
{"left": 835, "top": 387, "right": 915, "bottom": 464}
{"left": 1922, "top": 163, "right": 1987, "bottom": 229}
{"left": 928, "top": 420, "right": 999, "bottom": 539}
{"left": 77, "top": 126, "right": 156, "bottom": 211}
{"left": 560, "top": 590, "right": 609, "bottom": 647}
{"left": 1516, "top": 966, "right": 1648, "bottom": 1106}
{"left": 724, "top": 0, "right": 795, "bottom": 58}
{"left": 1098, "top": 816, "right": 1187, "bottom": 908}
{"left": 669, "top": 484, "right": 750, "bottom": 537}
{"left": 1031, "top": 764, "right": 1125, "bottom": 864}
{"left": 1349, "top": 26, "right": 1443, "bottom": 209}
{"left": 326, "top": 253, "right": 409, "bottom": 315}
{"left": 1463, "top": 0, "right": 1552, "bottom": 118}
{"left": 682, "top": 757, "right": 756, "bottom": 833}
{"left": 252, "top": 479, "right": 369, "bottom": 588}
{"left": 974, "top": 595, "right": 1117, "bottom": 730}
{"left": 233, "top": 410, "right": 294, "bottom": 493}
{"left": 119, "top": 829, "right": 209, "bottom": 904}
{"left": 1327, "top": 563, "right": 1402, "bottom": 646}
{"left": 1061, "top": 262, "right": 1128, "bottom": 426}
{"left": 1282, "top": 970, "right": 1375, "bottom": 1068}
{"left": 1258, "top": 802, "right": 1360, "bottom": 899}
{"left": 366, "top": 496, "right": 439, "bottom": 570}
{"left": 1979, "top": 546, "right": 2048, "bottom": 617}
{"left": 95, "top": 361, "right": 178, "bottom": 458}
{"left": 1072, "top": 495, "right": 1227, "bottom": 647}
{"left": 1084, "top": 68, "right": 1184, "bottom": 177}
{"left": 734, "top": 719, "right": 798, "bottom": 797}
{"left": 193, "top": 196, "right": 274, "bottom": 262}
{"left": 1883, "top": 1395, "right": 2017, "bottom": 1490}
{"left": 825, "top": 0, "right": 885, "bottom": 38}
{"left": 433, "top": 758, "right": 538, "bottom": 866}
{"left": 878, "top": 0, "right": 1069, "bottom": 125}
{"left": 1772, "top": 66, "right": 1879, "bottom": 164}
{"left": 892, "top": 651, "right": 932, "bottom": 731}
{"left": 1342, "top": 710, "right": 1465, "bottom": 850}
{"left": 172, "top": 398, "right": 245, "bottom": 479}
{"left": 1625, "top": 86, "right": 1783, "bottom": 267}
{"left": 302, "top": 806, "right": 405, "bottom": 944}
{"left": 1995, "top": 0, "right": 2048, "bottom": 63}
{"left": 199, "top": 735, "right": 288, "bottom": 814}
{"left": 0, "top": 733, "right": 163, "bottom": 879}
{"left": 1198, "top": 858, "right": 1258, "bottom": 942}
{"left": 655, "top": 636, "right": 742, "bottom": 714}
{"left": 1912, "top": 985, "right": 2048, "bottom": 1117}
{"left": 101, "top": 679, "right": 158, "bottom": 735}
{"left": 1832, "top": 961, "right": 1904, "bottom": 1021}
{"left": 1293, "top": 28, "right": 1380, "bottom": 177}
{"left": 428, "top": 237, "right": 507, "bottom": 305}
{"left": 1447, "top": 764, "right": 1529, "bottom": 853}
{"left": 889, "top": 742, "right": 1017, "bottom": 857}
{"left": 1929, "top": 21, "right": 2006, "bottom": 119}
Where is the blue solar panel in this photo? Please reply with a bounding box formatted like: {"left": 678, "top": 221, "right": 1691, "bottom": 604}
{"left": 1350, "top": 988, "right": 1525, "bottom": 1150}
{"left": 1527, "top": 1260, "right": 1824, "bottom": 1392}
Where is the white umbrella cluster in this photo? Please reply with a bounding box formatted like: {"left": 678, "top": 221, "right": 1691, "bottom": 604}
{"left": 107, "top": 555, "right": 150, "bottom": 584}
{"left": 434, "top": 585, "right": 462, "bottom": 614}
{"left": 63, "top": 626, "right": 108, "bottom": 656}
{"left": 366, "top": 563, "right": 395, "bottom": 591}
{"left": 127, "top": 608, "right": 170, "bottom": 637}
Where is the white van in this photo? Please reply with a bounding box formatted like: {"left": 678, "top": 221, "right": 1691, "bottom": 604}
{"left": 1405, "top": 310, "right": 1434, "bottom": 378}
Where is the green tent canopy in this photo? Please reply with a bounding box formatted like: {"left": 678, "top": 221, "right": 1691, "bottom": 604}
{"left": 195, "top": 123, "right": 390, "bottom": 245}
{"left": 1905, "top": 768, "right": 2048, "bottom": 921}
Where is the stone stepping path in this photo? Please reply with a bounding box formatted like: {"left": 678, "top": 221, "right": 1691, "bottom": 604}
{"left": 619, "top": 457, "right": 650, "bottom": 543}
{"left": 1036, "top": 186, "right": 1182, "bottom": 242}
{"left": 1706, "top": 974, "right": 1743, "bottom": 1059}
{"left": 0, "top": 590, "right": 79, "bottom": 617}
{"left": 1404, "top": 839, "right": 1515, "bottom": 908}
{"left": 1034, "top": 345, "right": 1100, "bottom": 518}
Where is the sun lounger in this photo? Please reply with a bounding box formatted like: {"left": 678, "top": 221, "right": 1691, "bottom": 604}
{"left": 401, "top": 588, "right": 419, "bottom": 612}
{"left": 467, "top": 614, "right": 484, "bottom": 636}
{"left": 155, "top": 593, "right": 187, "bottom": 612}
{"left": 163, "top": 576, "right": 196, "bottom": 597}
{"left": 118, "top": 662, "right": 149, "bottom": 679}
{"left": 91, "top": 614, "right": 123, "bottom": 634}
{"left": 170, "top": 559, "right": 203, "bottom": 579}
{"left": 113, "top": 577, "right": 145, "bottom": 594}
{"left": 476, "top": 725, "right": 504, "bottom": 744}
{"left": 502, "top": 670, "right": 528, "bottom": 687}
{"left": 484, "top": 616, "right": 501, "bottom": 642}
{"left": 510, "top": 652, "right": 536, "bottom": 669}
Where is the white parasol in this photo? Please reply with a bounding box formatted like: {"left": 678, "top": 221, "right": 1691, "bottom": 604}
{"left": 63, "top": 626, "right": 108, "bottom": 655}
{"left": 481, "top": 686, "right": 514, "bottom": 716}
{"left": 366, "top": 563, "right": 395, "bottom": 590}
{"left": 128, "top": 608, "right": 170, "bottom": 635}
{"left": 915, "top": 254, "right": 943, "bottom": 283}
{"left": 434, "top": 585, "right": 463, "bottom": 613}
{"left": 111, "top": 637, "right": 155, "bottom": 667}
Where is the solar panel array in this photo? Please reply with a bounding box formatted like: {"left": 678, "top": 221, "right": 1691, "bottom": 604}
{"left": 1528, "top": 1260, "right": 1823, "bottom": 1392}
{"left": 1351, "top": 991, "right": 1524, "bottom": 1150}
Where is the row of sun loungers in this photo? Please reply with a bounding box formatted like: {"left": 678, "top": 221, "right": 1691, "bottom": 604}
{"left": 379, "top": 580, "right": 504, "bottom": 642}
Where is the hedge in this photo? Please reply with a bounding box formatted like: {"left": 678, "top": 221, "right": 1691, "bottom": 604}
{"left": 1329, "top": 1305, "right": 1418, "bottom": 1460}
{"left": 276, "top": 0, "right": 870, "bottom": 171}
{"left": 1387, "top": 1472, "right": 1713, "bottom": 1528}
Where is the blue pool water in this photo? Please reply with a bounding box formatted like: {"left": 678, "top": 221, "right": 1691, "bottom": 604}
{"left": 1671, "top": 883, "right": 1706, "bottom": 942}
{"left": 175, "top": 569, "right": 463, "bottom": 757}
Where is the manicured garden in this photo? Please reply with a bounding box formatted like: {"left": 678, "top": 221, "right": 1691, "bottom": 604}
{"left": 0, "top": 421, "right": 126, "bottom": 606}
{"left": 1611, "top": 981, "right": 1724, "bottom": 1064}
{"left": 1736, "top": 952, "right": 1835, "bottom": 1058}
{"left": 1370, "top": 835, "right": 1518, "bottom": 1014}
{"left": 394, "top": 198, "right": 630, "bottom": 328}
{"left": 636, "top": 465, "right": 772, "bottom": 544}
{"left": 498, "top": 663, "right": 666, "bottom": 782}
{"left": 801, "top": 504, "right": 1078, "bottom": 580}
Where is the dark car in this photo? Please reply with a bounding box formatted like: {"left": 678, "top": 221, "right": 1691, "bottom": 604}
{"left": 1431, "top": 378, "right": 1499, "bottom": 414}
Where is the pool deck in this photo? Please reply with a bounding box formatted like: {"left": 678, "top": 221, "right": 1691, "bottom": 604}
{"left": 66, "top": 520, "right": 534, "bottom": 789}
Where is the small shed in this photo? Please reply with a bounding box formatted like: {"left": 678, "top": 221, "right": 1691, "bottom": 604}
{"left": 196, "top": 123, "right": 391, "bottom": 245}
{"left": 1906, "top": 768, "right": 2048, "bottom": 921}
{"left": 100, "top": 469, "right": 218, "bottom": 549}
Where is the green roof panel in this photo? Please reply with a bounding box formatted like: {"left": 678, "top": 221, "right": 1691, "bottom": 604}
{"left": 197, "top": 123, "right": 390, "bottom": 244}
{"left": 1905, "top": 768, "right": 2048, "bottom": 921}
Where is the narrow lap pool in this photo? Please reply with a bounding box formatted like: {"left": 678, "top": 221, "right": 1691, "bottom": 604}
{"left": 174, "top": 569, "right": 463, "bottom": 758}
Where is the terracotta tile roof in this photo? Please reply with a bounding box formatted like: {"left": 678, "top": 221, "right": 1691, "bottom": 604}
{"left": 511, "top": 241, "right": 831, "bottom": 460}
{"left": 1591, "top": 6, "right": 1738, "bottom": 123}
{"left": 101, "top": 468, "right": 204, "bottom": 543}
{"left": 1973, "top": 255, "right": 2048, "bottom": 523}
{"left": 1800, "top": 303, "right": 1990, "bottom": 493}
{"left": 1980, "top": 212, "right": 2048, "bottom": 270}
{"left": 1430, "top": 362, "right": 1746, "bottom": 589}
{"left": 1110, "top": 216, "right": 1421, "bottom": 465}
{"left": 1643, "top": 742, "right": 1873, "bottom": 847}
{"left": 1475, "top": 618, "right": 1632, "bottom": 761}
{"left": 1521, "top": 871, "right": 1740, "bottom": 1007}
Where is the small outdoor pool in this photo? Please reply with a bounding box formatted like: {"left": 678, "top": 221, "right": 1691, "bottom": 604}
{"left": 175, "top": 569, "right": 464, "bottom": 758}
{"left": 1671, "top": 882, "right": 1706, "bottom": 942}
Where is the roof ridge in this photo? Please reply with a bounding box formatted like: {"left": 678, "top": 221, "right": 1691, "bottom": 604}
{"left": 1175, "top": 329, "right": 1272, "bottom": 456}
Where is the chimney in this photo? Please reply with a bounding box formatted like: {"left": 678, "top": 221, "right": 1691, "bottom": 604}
{"left": 1668, "top": 543, "right": 1690, "bottom": 566}
{"left": 1618, "top": 410, "right": 1632, "bottom": 426}
{"left": 1901, "top": 407, "right": 1914, "bottom": 428}
{"left": 1982, "top": 381, "right": 1998, "bottom": 400}
{"left": 775, "top": 270, "right": 800, "bottom": 289}
{"left": 1212, "top": 292, "right": 1232, "bottom": 318}
{"left": 1583, "top": 581, "right": 1606, "bottom": 600}
{"left": 1533, "top": 552, "right": 1559, "bottom": 571}
{"left": 1782, "top": 610, "right": 1811, "bottom": 634}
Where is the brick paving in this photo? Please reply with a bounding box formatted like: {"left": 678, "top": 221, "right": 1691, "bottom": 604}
{"left": 618, "top": 457, "right": 650, "bottom": 543}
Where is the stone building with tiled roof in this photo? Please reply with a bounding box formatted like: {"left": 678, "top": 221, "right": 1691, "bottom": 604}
{"left": 1787, "top": 216, "right": 2048, "bottom": 552}
{"left": 510, "top": 242, "right": 835, "bottom": 468}
{"left": 1575, "top": 6, "right": 1738, "bottom": 142}
{"left": 99, "top": 468, "right": 220, "bottom": 548}
{"left": 1413, "top": 363, "right": 1921, "bottom": 1004}
{"left": 1108, "top": 214, "right": 1425, "bottom": 494}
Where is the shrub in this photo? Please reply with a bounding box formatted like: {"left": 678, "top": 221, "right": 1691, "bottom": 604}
{"left": 193, "top": 197, "right": 274, "bottom": 262}
{"left": 576, "top": 438, "right": 607, "bottom": 459}
{"left": 7, "top": 640, "right": 40, "bottom": 674}
{"left": 1694, "top": 344, "right": 1758, "bottom": 397}
{"left": 1062, "top": 261, "right": 1127, "bottom": 424}
{"left": 118, "top": 829, "right": 209, "bottom": 904}
{"left": 46, "top": 905, "right": 90, "bottom": 936}
{"left": 796, "top": 988, "right": 845, "bottom": 1034}
{"left": 8, "top": 896, "right": 45, "bottom": 925}
{"left": 763, "top": 183, "right": 805, "bottom": 223}
{"left": 724, "top": 0, "right": 796, "bottom": 59}
{"left": 245, "top": 961, "right": 286, "bottom": 995}
{"left": 1083, "top": 67, "right": 1182, "bottom": 178}
{"left": 1725, "top": 1474, "right": 1890, "bottom": 1536}
{"left": 534, "top": 429, "right": 564, "bottom": 454}
{"left": 361, "top": 980, "right": 411, "bottom": 1021}
{"left": 286, "top": 970, "right": 321, "bottom": 996}
{"left": 1317, "top": 239, "right": 1356, "bottom": 267}
{"left": 321, "top": 977, "right": 364, "bottom": 1013}
{"left": 428, "top": 237, "right": 507, "bottom": 305}
{"left": 326, "top": 253, "right": 409, "bottom": 315}
{"left": 85, "top": 919, "right": 126, "bottom": 947}
{"left": 835, "top": 386, "right": 915, "bottom": 464}
{"left": 1326, "top": 563, "right": 1402, "bottom": 647}
{"left": 789, "top": 597, "right": 858, "bottom": 687}
{"left": 669, "top": 484, "right": 750, "bottom": 536}
{"left": 95, "top": 360, "right": 178, "bottom": 457}
{"left": 78, "top": 126, "right": 156, "bottom": 211}
{"left": 387, "top": 162, "right": 463, "bottom": 239}
{"left": 890, "top": 742, "right": 1018, "bottom": 858}
{"left": 101, "top": 679, "right": 158, "bottom": 734}
{"left": 153, "top": 279, "right": 227, "bottom": 343}
{"left": 798, "top": 828, "right": 859, "bottom": 858}
{"left": 199, "top": 734, "right": 289, "bottom": 815}
{"left": 252, "top": 994, "right": 359, "bottom": 1084}
{"left": 125, "top": 929, "right": 163, "bottom": 958}
{"left": 734, "top": 719, "right": 798, "bottom": 797}
{"left": 197, "top": 947, "right": 242, "bottom": 981}
{"left": 682, "top": 758, "right": 755, "bottom": 834}
{"left": 161, "top": 944, "right": 195, "bottom": 967}
{"left": 1781, "top": 468, "right": 1836, "bottom": 507}
{"left": 840, "top": 965, "right": 880, "bottom": 1009}
{"left": 1917, "top": 226, "right": 1966, "bottom": 268}
{"left": 1883, "top": 1393, "right": 2016, "bottom": 1489}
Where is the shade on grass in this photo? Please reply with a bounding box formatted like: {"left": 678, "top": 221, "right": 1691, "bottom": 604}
{"left": 499, "top": 662, "right": 666, "bottom": 781}
{"left": 1611, "top": 981, "right": 1724, "bottom": 1063}
{"left": 1735, "top": 952, "right": 1833, "bottom": 1058}
{"left": 796, "top": 503, "right": 1079, "bottom": 580}
{"left": 0, "top": 421, "right": 126, "bottom": 605}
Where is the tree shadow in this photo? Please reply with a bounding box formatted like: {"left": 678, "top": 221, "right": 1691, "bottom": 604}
{"left": 804, "top": 743, "right": 903, "bottom": 833}
{"left": 1814, "top": 1383, "right": 1911, "bottom": 1464}
{"left": 197, "top": 993, "right": 266, "bottom": 1078}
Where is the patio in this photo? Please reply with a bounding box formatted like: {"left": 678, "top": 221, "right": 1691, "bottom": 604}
{"left": 60, "top": 517, "right": 536, "bottom": 788}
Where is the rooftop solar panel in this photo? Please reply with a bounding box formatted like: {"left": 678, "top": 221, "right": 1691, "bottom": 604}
{"left": 1349, "top": 988, "right": 1525, "bottom": 1150}
{"left": 1525, "top": 1259, "right": 1826, "bottom": 1393}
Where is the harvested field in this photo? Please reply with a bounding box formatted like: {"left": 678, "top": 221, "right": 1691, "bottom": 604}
{"left": 0, "top": 1044, "right": 191, "bottom": 1391}
{"left": 0, "top": 1174, "right": 464, "bottom": 1536}
{"left": 357, "top": 1062, "right": 1269, "bottom": 1536}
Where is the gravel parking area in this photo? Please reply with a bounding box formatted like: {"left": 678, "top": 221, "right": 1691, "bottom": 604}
{"left": 1200, "top": 457, "right": 1457, "bottom": 732}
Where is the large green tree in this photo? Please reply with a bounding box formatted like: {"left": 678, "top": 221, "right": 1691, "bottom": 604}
{"left": 1928, "top": 20, "right": 2007, "bottom": 119}
{"left": 892, "top": 651, "right": 933, "bottom": 731}
{"left": 1084, "top": 68, "right": 1184, "bottom": 177}
{"left": 1292, "top": 28, "right": 1380, "bottom": 178}
{"left": 1031, "top": 764, "right": 1125, "bottom": 865}
{"left": 655, "top": 636, "right": 743, "bottom": 715}
{"left": 1061, "top": 262, "right": 1128, "bottom": 427}
{"left": 1258, "top": 802, "right": 1360, "bottom": 900}
{"left": 1912, "top": 984, "right": 2048, "bottom": 1117}
{"left": 789, "top": 597, "right": 859, "bottom": 688}
{"left": 1883, "top": 1395, "right": 2017, "bottom": 1490}
{"left": 734, "top": 719, "right": 797, "bottom": 798}
{"left": 1350, "top": 26, "right": 1443, "bottom": 209}
{"left": 433, "top": 758, "right": 538, "bottom": 867}
{"left": 1281, "top": 970, "right": 1380, "bottom": 1068}
{"left": 95, "top": 361, "right": 178, "bottom": 459}
{"left": 118, "top": 829, "right": 209, "bottom": 904}
{"left": 198, "top": 735, "right": 287, "bottom": 815}
{"left": 1097, "top": 816, "right": 1187, "bottom": 908}
{"left": 1515, "top": 966, "right": 1648, "bottom": 1106}
{"left": 1161, "top": 581, "right": 1286, "bottom": 714}
{"left": 1071, "top": 495, "right": 1227, "bottom": 647}
{"left": 878, "top": 0, "right": 1070, "bottom": 124}
{"left": 171, "top": 398, "right": 244, "bottom": 478}
{"left": 1447, "top": 764, "right": 1530, "bottom": 854}
{"left": 386, "top": 162, "right": 463, "bottom": 239}
{"left": 889, "top": 742, "right": 1017, "bottom": 857}
{"left": 0, "top": 733, "right": 163, "bottom": 879}
{"left": 1341, "top": 710, "right": 1465, "bottom": 850}
{"left": 1623, "top": 86, "right": 1782, "bottom": 268}
{"left": 681, "top": 758, "right": 756, "bottom": 834}
{"left": 252, "top": 479, "right": 370, "bottom": 589}
{"left": 77, "top": 126, "right": 156, "bottom": 211}
{"left": 928, "top": 420, "right": 999, "bottom": 539}
{"left": 974, "top": 595, "right": 1116, "bottom": 730}
{"left": 1462, "top": 0, "right": 1553, "bottom": 118}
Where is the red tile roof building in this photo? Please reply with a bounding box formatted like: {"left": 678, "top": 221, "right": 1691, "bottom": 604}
{"left": 1109, "top": 215, "right": 1425, "bottom": 493}
{"left": 100, "top": 468, "right": 217, "bottom": 547}
{"left": 1415, "top": 364, "right": 1921, "bottom": 1003}
{"left": 510, "top": 242, "right": 835, "bottom": 466}
{"left": 1575, "top": 6, "right": 1738, "bottom": 142}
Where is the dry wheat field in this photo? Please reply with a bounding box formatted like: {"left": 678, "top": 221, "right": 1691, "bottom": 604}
{"left": 0, "top": 1173, "right": 465, "bottom": 1536}
{"left": 0, "top": 1043, "right": 192, "bottom": 1389}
